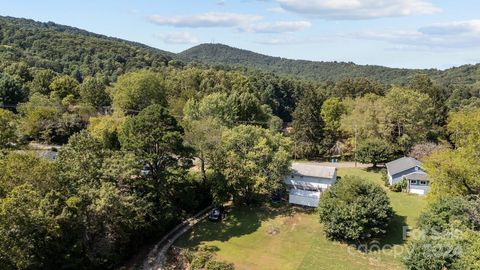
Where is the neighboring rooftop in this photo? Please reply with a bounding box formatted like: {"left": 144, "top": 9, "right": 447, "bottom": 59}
{"left": 386, "top": 157, "right": 422, "bottom": 176}
{"left": 291, "top": 163, "right": 336, "bottom": 179}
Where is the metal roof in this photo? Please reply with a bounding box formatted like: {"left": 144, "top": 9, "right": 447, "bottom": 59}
{"left": 386, "top": 157, "right": 422, "bottom": 176}
{"left": 291, "top": 163, "right": 336, "bottom": 179}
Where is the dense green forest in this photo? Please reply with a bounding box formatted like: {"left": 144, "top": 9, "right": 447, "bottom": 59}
{"left": 181, "top": 43, "right": 480, "bottom": 87}
{"left": 0, "top": 16, "right": 175, "bottom": 82}
{"left": 2, "top": 15, "right": 480, "bottom": 87}
{"left": 1, "top": 15, "right": 480, "bottom": 270}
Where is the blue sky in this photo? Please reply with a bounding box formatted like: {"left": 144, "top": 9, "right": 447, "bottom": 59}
{"left": 1, "top": 0, "right": 480, "bottom": 69}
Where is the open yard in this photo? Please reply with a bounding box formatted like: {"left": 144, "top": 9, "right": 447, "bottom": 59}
{"left": 174, "top": 168, "right": 428, "bottom": 270}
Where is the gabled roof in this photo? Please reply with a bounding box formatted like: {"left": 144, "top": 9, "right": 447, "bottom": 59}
{"left": 386, "top": 157, "right": 422, "bottom": 176}
{"left": 405, "top": 172, "right": 429, "bottom": 181}
{"left": 291, "top": 163, "right": 336, "bottom": 179}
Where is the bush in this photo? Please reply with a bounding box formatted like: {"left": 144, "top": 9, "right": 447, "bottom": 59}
{"left": 389, "top": 178, "right": 407, "bottom": 192}
{"left": 417, "top": 196, "right": 476, "bottom": 233}
{"left": 189, "top": 246, "right": 235, "bottom": 270}
{"left": 453, "top": 231, "right": 480, "bottom": 269}
{"left": 204, "top": 260, "right": 235, "bottom": 270}
{"left": 380, "top": 169, "right": 389, "bottom": 187}
{"left": 318, "top": 176, "right": 393, "bottom": 241}
{"left": 402, "top": 196, "right": 480, "bottom": 269}
{"left": 402, "top": 232, "right": 463, "bottom": 270}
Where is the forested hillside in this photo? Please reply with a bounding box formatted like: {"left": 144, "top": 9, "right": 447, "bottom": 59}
{"left": 0, "top": 16, "right": 175, "bottom": 81}
{"left": 181, "top": 43, "right": 480, "bottom": 86}
{"left": 1, "top": 15, "right": 479, "bottom": 87}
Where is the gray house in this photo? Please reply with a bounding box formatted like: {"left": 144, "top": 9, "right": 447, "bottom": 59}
{"left": 284, "top": 163, "right": 337, "bottom": 207}
{"left": 386, "top": 157, "right": 430, "bottom": 195}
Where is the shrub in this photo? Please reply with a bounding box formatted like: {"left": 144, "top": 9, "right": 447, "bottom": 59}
{"left": 402, "top": 231, "right": 463, "bottom": 270}
{"left": 389, "top": 178, "right": 407, "bottom": 192}
{"left": 380, "top": 169, "right": 389, "bottom": 187}
{"left": 453, "top": 231, "right": 480, "bottom": 269}
{"left": 189, "top": 246, "right": 235, "bottom": 270}
{"left": 318, "top": 176, "right": 393, "bottom": 241}
{"left": 204, "top": 260, "right": 235, "bottom": 270}
{"left": 417, "top": 196, "right": 476, "bottom": 233}
{"left": 403, "top": 196, "right": 480, "bottom": 269}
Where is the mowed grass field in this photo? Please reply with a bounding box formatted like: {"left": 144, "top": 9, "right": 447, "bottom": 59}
{"left": 174, "top": 168, "right": 428, "bottom": 270}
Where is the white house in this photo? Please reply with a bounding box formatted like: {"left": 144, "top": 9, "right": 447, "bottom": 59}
{"left": 284, "top": 163, "right": 337, "bottom": 207}
{"left": 386, "top": 157, "right": 430, "bottom": 195}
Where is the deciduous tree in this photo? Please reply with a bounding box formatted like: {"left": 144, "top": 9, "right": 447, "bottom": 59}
{"left": 49, "top": 75, "right": 80, "bottom": 99}
{"left": 109, "top": 70, "right": 167, "bottom": 114}
{"left": 384, "top": 87, "right": 434, "bottom": 148}
{"left": 0, "top": 108, "right": 19, "bottom": 149}
{"left": 291, "top": 88, "right": 326, "bottom": 159}
{"left": 211, "top": 125, "right": 291, "bottom": 204}
{"left": 319, "top": 176, "right": 393, "bottom": 241}
{"left": 80, "top": 76, "right": 111, "bottom": 108}
{"left": 355, "top": 138, "right": 394, "bottom": 167}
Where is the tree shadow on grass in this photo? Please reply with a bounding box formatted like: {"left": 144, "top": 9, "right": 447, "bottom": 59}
{"left": 350, "top": 214, "right": 408, "bottom": 253}
{"left": 365, "top": 166, "right": 386, "bottom": 173}
{"left": 176, "top": 204, "right": 296, "bottom": 248}
{"left": 378, "top": 214, "right": 408, "bottom": 247}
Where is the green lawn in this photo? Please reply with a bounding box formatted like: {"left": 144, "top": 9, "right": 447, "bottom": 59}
{"left": 175, "top": 168, "right": 427, "bottom": 270}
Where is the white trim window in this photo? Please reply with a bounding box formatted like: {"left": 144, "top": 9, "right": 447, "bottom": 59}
{"left": 420, "top": 181, "right": 428, "bottom": 186}
{"left": 411, "top": 180, "right": 418, "bottom": 185}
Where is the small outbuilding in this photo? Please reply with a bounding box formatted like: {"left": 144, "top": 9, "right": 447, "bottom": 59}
{"left": 386, "top": 157, "right": 430, "bottom": 195}
{"left": 284, "top": 163, "right": 337, "bottom": 207}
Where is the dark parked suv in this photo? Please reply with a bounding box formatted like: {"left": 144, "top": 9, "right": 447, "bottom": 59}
{"left": 208, "top": 206, "right": 225, "bottom": 222}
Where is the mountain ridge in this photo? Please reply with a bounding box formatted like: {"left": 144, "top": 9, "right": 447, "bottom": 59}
{"left": 180, "top": 43, "right": 480, "bottom": 85}
{"left": 0, "top": 15, "right": 479, "bottom": 86}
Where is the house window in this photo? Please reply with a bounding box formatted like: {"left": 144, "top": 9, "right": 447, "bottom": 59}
{"left": 411, "top": 180, "right": 418, "bottom": 185}
{"left": 420, "top": 181, "right": 427, "bottom": 185}
{"left": 291, "top": 175, "right": 294, "bottom": 178}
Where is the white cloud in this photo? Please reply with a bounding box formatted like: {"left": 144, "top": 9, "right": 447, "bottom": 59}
{"left": 276, "top": 0, "right": 441, "bottom": 19}
{"left": 148, "top": 12, "right": 262, "bottom": 28}
{"left": 268, "top": 7, "right": 287, "bottom": 14}
{"left": 256, "top": 35, "right": 329, "bottom": 45}
{"left": 148, "top": 12, "right": 311, "bottom": 34}
{"left": 347, "top": 20, "right": 480, "bottom": 48}
{"left": 244, "top": 21, "right": 311, "bottom": 33}
{"left": 418, "top": 20, "right": 480, "bottom": 35}
{"left": 155, "top": 32, "right": 200, "bottom": 44}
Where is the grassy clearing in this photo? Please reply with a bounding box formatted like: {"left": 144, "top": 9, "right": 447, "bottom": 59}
{"left": 175, "top": 168, "right": 427, "bottom": 270}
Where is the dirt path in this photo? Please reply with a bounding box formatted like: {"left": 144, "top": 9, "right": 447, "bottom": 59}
{"left": 142, "top": 206, "right": 213, "bottom": 270}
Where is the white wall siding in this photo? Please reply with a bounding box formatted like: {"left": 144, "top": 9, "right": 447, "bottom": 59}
{"left": 284, "top": 165, "right": 337, "bottom": 207}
